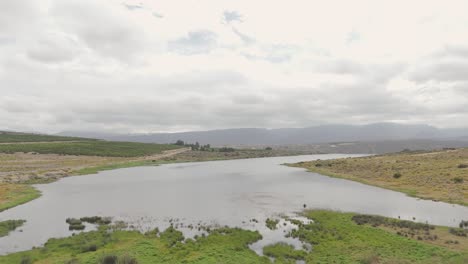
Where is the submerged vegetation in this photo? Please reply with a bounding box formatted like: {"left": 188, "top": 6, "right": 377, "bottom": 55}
{"left": 265, "top": 218, "right": 280, "bottom": 230}
{"left": 66, "top": 216, "right": 112, "bottom": 231}
{"left": 290, "top": 148, "right": 468, "bottom": 205}
{"left": 0, "top": 225, "right": 269, "bottom": 264}
{"left": 1, "top": 211, "right": 467, "bottom": 263}
{"left": 0, "top": 219, "right": 25, "bottom": 237}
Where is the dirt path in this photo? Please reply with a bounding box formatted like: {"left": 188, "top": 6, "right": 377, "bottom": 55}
{"left": 135, "top": 147, "right": 191, "bottom": 161}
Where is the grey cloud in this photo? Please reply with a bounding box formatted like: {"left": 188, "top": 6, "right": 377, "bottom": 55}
{"left": 168, "top": 30, "right": 217, "bottom": 55}
{"left": 26, "top": 34, "right": 80, "bottom": 63}
{"left": 346, "top": 30, "right": 361, "bottom": 45}
{"left": 312, "top": 60, "right": 405, "bottom": 81}
{"left": 314, "top": 59, "right": 365, "bottom": 75}
{"left": 242, "top": 45, "right": 296, "bottom": 63}
{"left": 231, "top": 27, "right": 255, "bottom": 45}
{"left": 409, "top": 60, "right": 468, "bottom": 83}
{"left": 123, "top": 3, "right": 143, "bottom": 10}
{"left": 408, "top": 46, "right": 468, "bottom": 83}
{"left": 51, "top": 0, "right": 146, "bottom": 62}
{"left": 223, "top": 11, "right": 243, "bottom": 23}
{"left": 152, "top": 12, "right": 164, "bottom": 18}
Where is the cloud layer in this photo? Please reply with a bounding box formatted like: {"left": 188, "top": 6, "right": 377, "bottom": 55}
{"left": 1, "top": 0, "right": 468, "bottom": 133}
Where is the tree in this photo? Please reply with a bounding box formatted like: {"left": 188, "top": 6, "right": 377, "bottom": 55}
{"left": 175, "top": 140, "right": 185, "bottom": 146}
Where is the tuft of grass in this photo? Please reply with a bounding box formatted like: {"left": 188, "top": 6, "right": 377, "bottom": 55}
{"left": 265, "top": 218, "right": 280, "bottom": 230}
{"left": 263, "top": 242, "right": 307, "bottom": 262}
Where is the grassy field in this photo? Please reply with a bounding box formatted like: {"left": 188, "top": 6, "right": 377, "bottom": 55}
{"left": 0, "top": 220, "right": 25, "bottom": 237}
{"left": 0, "top": 132, "right": 93, "bottom": 143}
{"left": 0, "top": 225, "right": 270, "bottom": 264}
{"left": 0, "top": 183, "right": 40, "bottom": 212}
{"left": 0, "top": 141, "right": 181, "bottom": 157}
{"left": 290, "top": 148, "right": 468, "bottom": 205}
{"left": 0, "top": 210, "right": 466, "bottom": 263}
{"left": 296, "top": 210, "right": 468, "bottom": 263}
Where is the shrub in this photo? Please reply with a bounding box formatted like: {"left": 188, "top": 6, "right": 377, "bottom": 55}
{"left": 453, "top": 177, "right": 464, "bottom": 183}
{"left": 119, "top": 254, "right": 138, "bottom": 264}
{"left": 20, "top": 256, "right": 32, "bottom": 264}
{"left": 160, "top": 226, "right": 184, "bottom": 247}
{"left": 393, "top": 172, "right": 402, "bottom": 179}
{"left": 100, "top": 255, "right": 118, "bottom": 264}
{"left": 82, "top": 244, "right": 98, "bottom": 252}
{"left": 449, "top": 228, "right": 468, "bottom": 237}
{"left": 458, "top": 164, "right": 468, "bottom": 168}
{"left": 266, "top": 218, "right": 280, "bottom": 230}
{"left": 459, "top": 220, "right": 468, "bottom": 229}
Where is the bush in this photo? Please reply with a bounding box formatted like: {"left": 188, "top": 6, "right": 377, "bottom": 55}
{"left": 393, "top": 172, "right": 402, "bottom": 179}
{"left": 218, "top": 147, "right": 235, "bottom": 152}
{"left": 119, "top": 254, "right": 138, "bottom": 264}
{"left": 449, "top": 228, "right": 468, "bottom": 237}
{"left": 265, "top": 218, "right": 280, "bottom": 230}
{"left": 459, "top": 220, "right": 468, "bottom": 229}
{"left": 458, "top": 164, "right": 468, "bottom": 168}
{"left": 453, "top": 177, "right": 464, "bottom": 183}
{"left": 81, "top": 244, "right": 98, "bottom": 252}
{"left": 20, "top": 256, "right": 32, "bottom": 264}
{"left": 100, "top": 255, "right": 118, "bottom": 264}
{"left": 159, "top": 226, "right": 184, "bottom": 247}
{"left": 99, "top": 254, "right": 138, "bottom": 264}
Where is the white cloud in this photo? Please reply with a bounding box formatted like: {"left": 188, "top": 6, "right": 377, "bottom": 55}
{"left": 1, "top": 0, "right": 468, "bottom": 133}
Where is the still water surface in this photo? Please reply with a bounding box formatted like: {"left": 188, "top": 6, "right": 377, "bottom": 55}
{"left": 1, "top": 154, "right": 467, "bottom": 254}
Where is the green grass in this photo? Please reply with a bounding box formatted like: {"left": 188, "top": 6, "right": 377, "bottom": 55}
{"left": 0, "top": 184, "right": 41, "bottom": 212}
{"left": 265, "top": 218, "right": 280, "bottom": 230}
{"left": 0, "top": 141, "right": 181, "bottom": 157}
{"left": 0, "top": 226, "right": 271, "bottom": 264}
{"left": 0, "top": 220, "right": 25, "bottom": 237}
{"left": 263, "top": 242, "right": 307, "bottom": 263}
{"left": 1, "top": 211, "right": 467, "bottom": 263}
{"left": 296, "top": 210, "right": 468, "bottom": 263}
{"left": 0, "top": 132, "right": 93, "bottom": 143}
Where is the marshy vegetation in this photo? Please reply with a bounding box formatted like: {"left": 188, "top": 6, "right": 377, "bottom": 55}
{"left": 66, "top": 216, "right": 112, "bottom": 231}
{"left": 1, "top": 211, "right": 467, "bottom": 263}
{"left": 0, "top": 219, "right": 25, "bottom": 237}
{"left": 265, "top": 218, "right": 280, "bottom": 230}
{"left": 262, "top": 242, "right": 307, "bottom": 262}
{"left": 290, "top": 148, "right": 468, "bottom": 205}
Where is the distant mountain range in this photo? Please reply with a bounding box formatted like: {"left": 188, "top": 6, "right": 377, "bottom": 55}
{"left": 58, "top": 123, "right": 468, "bottom": 146}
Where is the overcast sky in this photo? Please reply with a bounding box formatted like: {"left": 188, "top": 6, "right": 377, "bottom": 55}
{"left": 1, "top": 0, "right": 468, "bottom": 133}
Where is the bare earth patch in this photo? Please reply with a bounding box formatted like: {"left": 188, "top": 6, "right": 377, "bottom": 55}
{"left": 0, "top": 148, "right": 190, "bottom": 183}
